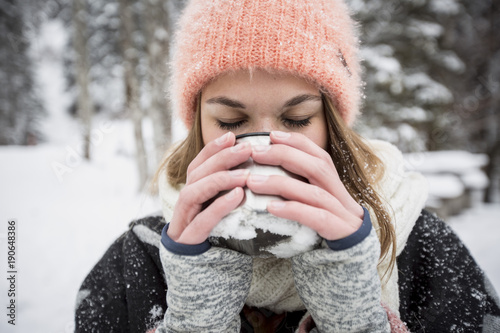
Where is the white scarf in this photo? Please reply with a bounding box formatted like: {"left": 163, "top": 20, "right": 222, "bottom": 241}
{"left": 158, "top": 139, "right": 428, "bottom": 315}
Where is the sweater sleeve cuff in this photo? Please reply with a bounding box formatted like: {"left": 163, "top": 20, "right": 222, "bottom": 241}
{"left": 296, "top": 303, "right": 409, "bottom": 333}
{"left": 325, "top": 207, "right": 372, "bottom": 251}
{"left": 161, "top": 224, "right": 211, "bottom": 255}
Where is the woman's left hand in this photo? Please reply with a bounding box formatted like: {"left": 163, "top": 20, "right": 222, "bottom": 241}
{"left": 245, "top": 131, "right": 364, "bottom": 241}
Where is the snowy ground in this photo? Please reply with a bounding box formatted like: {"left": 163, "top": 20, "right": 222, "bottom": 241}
{"left": 447, "top": 204, "right": 500, "bottom": 294}
{"left": 0, "top": 126, "right": 499, "bottom": 332}
{"left": 0, "top": 120, "right": 160, "bottom": 333}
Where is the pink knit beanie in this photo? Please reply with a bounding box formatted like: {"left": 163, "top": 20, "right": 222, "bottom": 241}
{"left": 170, "top": 0, "right": 362, "bottom": 128}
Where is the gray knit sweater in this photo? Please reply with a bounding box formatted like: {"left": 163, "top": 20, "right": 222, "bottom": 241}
{"left": 155, "top": 209, "right": 390, "bottom": 332}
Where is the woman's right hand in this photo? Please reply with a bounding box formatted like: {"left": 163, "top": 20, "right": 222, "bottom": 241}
{"left": 167, "top": 132, "right": 252, "bottom": 245}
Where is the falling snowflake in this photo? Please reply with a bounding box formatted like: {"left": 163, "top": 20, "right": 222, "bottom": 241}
{"left": 149, "top": 304, "right": 163, "bottom": 320}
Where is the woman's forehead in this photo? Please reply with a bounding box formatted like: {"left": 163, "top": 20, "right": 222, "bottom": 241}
{"left": 201, "top": 69, "right": 320, "bottom": 98}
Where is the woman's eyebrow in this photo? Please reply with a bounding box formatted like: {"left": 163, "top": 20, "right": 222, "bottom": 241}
{"left": 283, "top": 94, "right": 322, "bottom": 108}
{"left": 205, "top": 96, "right": 246, "bottom": 109}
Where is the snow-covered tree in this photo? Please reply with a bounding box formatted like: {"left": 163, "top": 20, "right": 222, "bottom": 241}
{"left": 86, "top": 0, "right": 124, "bottom": 115}
{"left": 118, "top": 0, "right": 149, "bottom": 188}
{"left": 143, "top": 0, "right": 186, "bottom": 161}
{"left": 144, "top": 0, "right": 172, "bottom": 162}
{"left": 348, "top": 0, "right": 464, "bottom": 152}
{"left": 0, "top": 0, "right": 44, "bottom": 145}
{"left": 72, "top": 0, "right": 94, "bottom": 159}
{"left": 348, "top": 0, "right": 499, "bottom": 200}
{"left": 447, "top": 0, "right": 500, "bottom": 202}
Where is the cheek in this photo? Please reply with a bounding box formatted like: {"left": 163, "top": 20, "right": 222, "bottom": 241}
{"left": 200, "top": 113, "right": 224, "bottom": 145}
{"left": 307, "top": 119, "right": 329, "bottom": 150}
{"left": 200, "top": 114, "right": 213, "bottom": 145}
{"left": 312, "top": 131, "right": 328, "bottom": 150}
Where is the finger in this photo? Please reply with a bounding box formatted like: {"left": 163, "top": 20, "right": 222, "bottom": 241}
{"left": 266, "top": 200, "right": 362, "bottom": 241}
{"left": 270, "top": 131, "right": 333, "bottom": 165}
{"left": 178, "top": 169, "right": 249, "bottom": 217}
{"left": 186, "top": 132, "right": 235, "bottom": 179}
{"left": 251, "top": 143, "right": 336, "bottom": 187}
{"left": 251, "top": 143, "right": 362, "bottom": 218}
{"left": 168, "top": 169, "right": 249, "bottom": 240}
{"left": 269, "top": 131, "right": 364, "bottom": 218}
{"left": 188, "top": 142, "right": 252, "bottom": 185}
{"left": 177, "top": 187, "right": 245, "bottom": 244}
{"left": 246, "top": 174, "right": 354, "bottom": 222}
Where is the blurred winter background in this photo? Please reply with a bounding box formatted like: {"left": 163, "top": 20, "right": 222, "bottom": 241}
{"left": 0, "top": 0, "right": 499, "bottom": 331}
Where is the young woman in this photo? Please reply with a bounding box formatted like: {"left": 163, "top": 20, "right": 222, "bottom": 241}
{"left": 75, "top": 0, "right": 500, "bottom": 332}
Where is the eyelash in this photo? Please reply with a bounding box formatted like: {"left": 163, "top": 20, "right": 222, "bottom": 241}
{"left": 216, "top": 120, "right": 246, "bottom": 130}
{"left": 216, "top": 117, "right": 312, "bottom": 130}
{"left": 283, "top": 117, "right": 311, "bottom": 128}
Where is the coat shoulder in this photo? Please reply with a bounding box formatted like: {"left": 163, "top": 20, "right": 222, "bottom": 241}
{"left": 75, "top": 214, "right": 167, "bottom": 332}
{"left": 397, "top": 209, "right": 500, "bottom": 331}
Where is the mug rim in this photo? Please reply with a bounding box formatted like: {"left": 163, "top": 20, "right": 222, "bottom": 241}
{"left": 235, "top": 132, "right": 270, "bottom": 140}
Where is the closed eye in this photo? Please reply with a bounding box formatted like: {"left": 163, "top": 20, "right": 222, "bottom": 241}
{"left": 282, "top": 117, "right": 312, "bottom": 128}
{"left": 216, "top": 119, "right": 247, "bottom": 130}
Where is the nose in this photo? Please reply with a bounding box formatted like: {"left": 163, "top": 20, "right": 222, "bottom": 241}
{"left": 249, "top": 117, "right": 279, "bottom": 133}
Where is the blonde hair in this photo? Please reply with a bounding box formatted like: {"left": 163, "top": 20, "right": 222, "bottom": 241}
{"left": 152, "top": 94, "right": 396, "bottom": 275}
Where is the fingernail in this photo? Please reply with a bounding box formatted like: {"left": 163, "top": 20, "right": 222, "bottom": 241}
{"left": 230, "top": 169, "right": 249, "bottom": 177}
{"left": 225, "top": 188, "right": 239, "bottom": 200}
{"left": 249, "top": 174, "right": 268, "bottom": 183}
{"left": 231, "top": 142, "right": 250, "bottom": 152}
{"left": 269, "top": 200, "right": 286, "bottom": 209}
{"left": 252, "top": 145, "right": 271, "bottom": 153}
{"left": 215, "top": 132, "right": 231, "bottom": 145}
{"left": 272, "top": 131, "right": 290, "bottom": 139}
